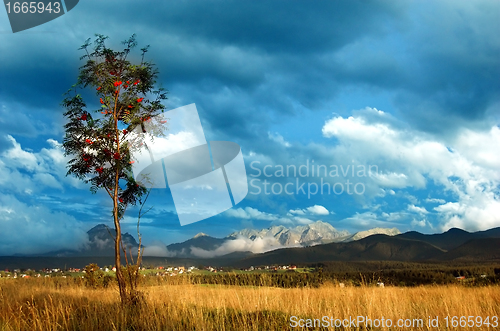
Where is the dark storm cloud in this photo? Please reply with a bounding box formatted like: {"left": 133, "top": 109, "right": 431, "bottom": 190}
{"left": 388, "top": 0, "right": 500, "bottom": 131}
{"left": 115, "top": 0, "right": 404, "bottom": 55}
{"left": 1, "top": 0, "right": 498, "bottom": 143}
{"left": 136, "top": 0, "right": 498, "bottom": 138}
{"left": 0, "top": 0, "right": 405, "bottom": 119}
{"left": 0, "top": 34, "right": 81, "bottom": 111}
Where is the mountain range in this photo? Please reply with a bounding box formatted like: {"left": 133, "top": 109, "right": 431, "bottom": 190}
{"left": 232, "top": 234, "right": 500, "bottom": 268}
{"left": 162, "top": 222, "right": 500, "bottom": 266}
{"left": 19, "top": 222, "right": 500, "bottom": 269}
{"left": 166, "top": 221, "right": 401, "bottom": 258}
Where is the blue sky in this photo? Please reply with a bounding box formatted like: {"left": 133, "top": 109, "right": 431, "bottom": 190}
{"left": 0, "top": 0, "right": 499, "bottom": 255}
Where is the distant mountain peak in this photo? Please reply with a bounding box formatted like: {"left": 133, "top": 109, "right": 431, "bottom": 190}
{"left": 445, "top": 227, "right": 469, "bottom": 234}
{"left": 334, "top": 227, "right": 401, "bottom": 242}
{"left": 193, "top": 232, "right": 209, "bottom": 238}
{"left": 40, "top": 223, "right": 139, "bottom": 257}
{"left": 87, "top": 224, "right": 109, "bottom": 232}
{"left": 227, "top": 220, "right": 350, "bottom": 247}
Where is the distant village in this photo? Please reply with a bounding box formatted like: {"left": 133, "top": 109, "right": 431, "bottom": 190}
{"left": 0, "top": 264, "right": 304, "bottom": 279}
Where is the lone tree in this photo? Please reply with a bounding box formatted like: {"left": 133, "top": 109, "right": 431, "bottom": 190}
{"left": 62, "top": 34, "right": 167, "bottom": 304}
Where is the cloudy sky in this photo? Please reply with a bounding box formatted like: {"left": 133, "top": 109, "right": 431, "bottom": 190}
{"left": 0, "top": 0, "right": 499, "bottom": 255}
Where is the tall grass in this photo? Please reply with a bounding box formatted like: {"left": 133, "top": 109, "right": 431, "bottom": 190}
{"left": 0, "top": 277, "right": 498, "bottom": 330}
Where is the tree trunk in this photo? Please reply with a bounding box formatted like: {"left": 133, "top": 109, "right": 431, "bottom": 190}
{"left": 113, "top": 198, "right": 127, "bottom": 304}
{"left": 113, "top": 101, "right": 128, "bottom": 305}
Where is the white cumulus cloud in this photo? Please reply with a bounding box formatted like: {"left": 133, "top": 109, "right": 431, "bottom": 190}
{"left": 321, "top": 109, "right": 500, "bottom": 231}
{"left": 289, "top": 205, "right": 330, "bottom": 216}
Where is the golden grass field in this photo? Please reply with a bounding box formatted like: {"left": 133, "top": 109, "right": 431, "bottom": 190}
{"left": 0, "top": 277, "right": 498, "bottom": 330}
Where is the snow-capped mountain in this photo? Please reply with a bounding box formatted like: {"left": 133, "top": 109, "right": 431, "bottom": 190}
{"left": 166, "top": 221, "right": 401, "bottom": 258}
{"left": 227, "top": 221, "right": 350, "bottom": 246}
{"left": 338, "top": 227, "right": 401, "bottom": 242}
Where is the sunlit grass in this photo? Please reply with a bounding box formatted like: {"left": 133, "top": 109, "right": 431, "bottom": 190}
{"left": 0, "top": 277, "right": 498, "bottom": 330}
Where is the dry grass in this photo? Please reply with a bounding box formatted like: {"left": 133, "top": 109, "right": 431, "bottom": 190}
{"left": 0, "top": 277, "right": 498, "bottom": 330}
